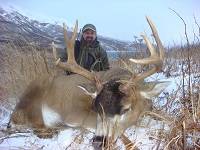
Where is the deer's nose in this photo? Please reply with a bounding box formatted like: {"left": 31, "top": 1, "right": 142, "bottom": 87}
{"left": 92, "top": 136, "right": 108, "bottom": 150}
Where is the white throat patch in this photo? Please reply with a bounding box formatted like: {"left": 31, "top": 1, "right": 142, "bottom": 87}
{"left": 42, "top": 103, "right": 62, "bottom": 127}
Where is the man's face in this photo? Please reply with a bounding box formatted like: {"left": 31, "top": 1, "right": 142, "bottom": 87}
{"left": 83, "top": 29, "right": 96, "bottom": 44}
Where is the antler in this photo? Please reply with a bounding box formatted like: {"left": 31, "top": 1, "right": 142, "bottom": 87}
{"left": 130, "top": 16, "right": 164, "bottom": 82}
{"left": 119, "top": 17, "right": 164, "bottom": 92}
{"left": 52, "top": 21, "right": 96, "bottom": 82}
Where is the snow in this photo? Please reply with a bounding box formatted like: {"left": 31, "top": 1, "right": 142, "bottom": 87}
{"left": 0, "top": 129, "right": 79, "bottom": 150}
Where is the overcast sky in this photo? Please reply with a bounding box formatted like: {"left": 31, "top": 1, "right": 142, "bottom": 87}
{"left": 1, "top": 0, "right": 200, "bottom": 45}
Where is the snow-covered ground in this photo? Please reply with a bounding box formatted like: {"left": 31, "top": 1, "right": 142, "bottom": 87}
{"left": 0, "top": 72, "right": 187, "bottom": 150}
{"left": 0, "top": 102, "right": 94, "bottom": 150}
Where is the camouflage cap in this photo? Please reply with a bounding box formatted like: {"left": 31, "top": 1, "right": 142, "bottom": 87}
{"left": 82, "top": 24, "right": 96, "bottom": 33}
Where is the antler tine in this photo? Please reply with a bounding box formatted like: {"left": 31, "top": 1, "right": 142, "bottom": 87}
{"left": 63, "top": 22, "right": 76, "bottom": 63}
{"left": 128, "top": 17, "right": 164, "bottom": 82}
{"left": 146, "top": 16, "right": 164, "bottom": 60}
{"left": 129, "top": 17, "right": 164, "bottom": 65}
{"left": 52, "top": 21, "right": 96, "bottom": 82}
{"left": 63, "top": 23, "right": 69, "bottom": 47}
{"left": 72, "top": 20, "right": 78, "bottom": 42}
{"left": 130, "top": 34, "right": 160, "bottom": 64}
{"left": 141, "top": 33, "right": 157, "bottom": 56}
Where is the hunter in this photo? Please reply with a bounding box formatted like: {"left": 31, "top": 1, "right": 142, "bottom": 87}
{"left": 61, "top": 23, "right": 110, "bottom": 74}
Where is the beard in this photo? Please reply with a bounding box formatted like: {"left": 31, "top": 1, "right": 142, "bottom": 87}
{"left": 84, "top": 36, "right": 95, "bottom": 45}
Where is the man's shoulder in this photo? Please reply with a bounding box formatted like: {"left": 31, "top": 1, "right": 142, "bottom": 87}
{"left": 97, "top": 41, "right": 106, "bottom": 53}
{"left": 95, "top": 40, "right": 104, "bottom": 49}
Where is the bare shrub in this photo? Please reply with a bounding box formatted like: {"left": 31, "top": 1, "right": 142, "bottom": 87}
{"left": 0, "top": 42, "right": 56, "bottom": 99}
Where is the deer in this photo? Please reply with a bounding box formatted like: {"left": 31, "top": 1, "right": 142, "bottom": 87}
{"left": 9, "top": 17, "right": 169, "bottom": 150}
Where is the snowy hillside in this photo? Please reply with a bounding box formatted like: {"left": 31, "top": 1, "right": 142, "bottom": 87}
{"left": 0, "top": 7, "right": 138, "bottom": 52}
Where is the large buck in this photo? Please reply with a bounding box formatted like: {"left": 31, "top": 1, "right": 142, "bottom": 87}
{"left": 9, "top": 17, "right": 169, "bottom": 149}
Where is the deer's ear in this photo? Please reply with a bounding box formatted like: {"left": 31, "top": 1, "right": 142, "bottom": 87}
{"left": 140, "top": 81, "right": 170, "bottom": 99}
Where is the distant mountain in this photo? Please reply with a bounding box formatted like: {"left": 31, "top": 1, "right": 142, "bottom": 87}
{"left": 0, "top": 7, "right": 144, "bottom": 52}
{"left": 0, "top": 7, "right": 63, "bottom": 47}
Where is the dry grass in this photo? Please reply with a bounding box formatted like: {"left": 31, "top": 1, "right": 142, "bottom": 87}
{"left": 165, "top": 45, "right": 199, "bottom": 150}
{"left": 0, "top": 43, "right": 57, "bottom": 99}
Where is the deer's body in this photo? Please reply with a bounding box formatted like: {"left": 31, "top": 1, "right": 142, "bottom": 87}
{"left": 11, "top": 68, "right": 142, "bottom": 130}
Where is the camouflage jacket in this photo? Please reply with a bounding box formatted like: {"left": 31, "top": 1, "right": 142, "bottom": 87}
{"left": 61, "top": 38, "right": 110, "bottom": 72}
